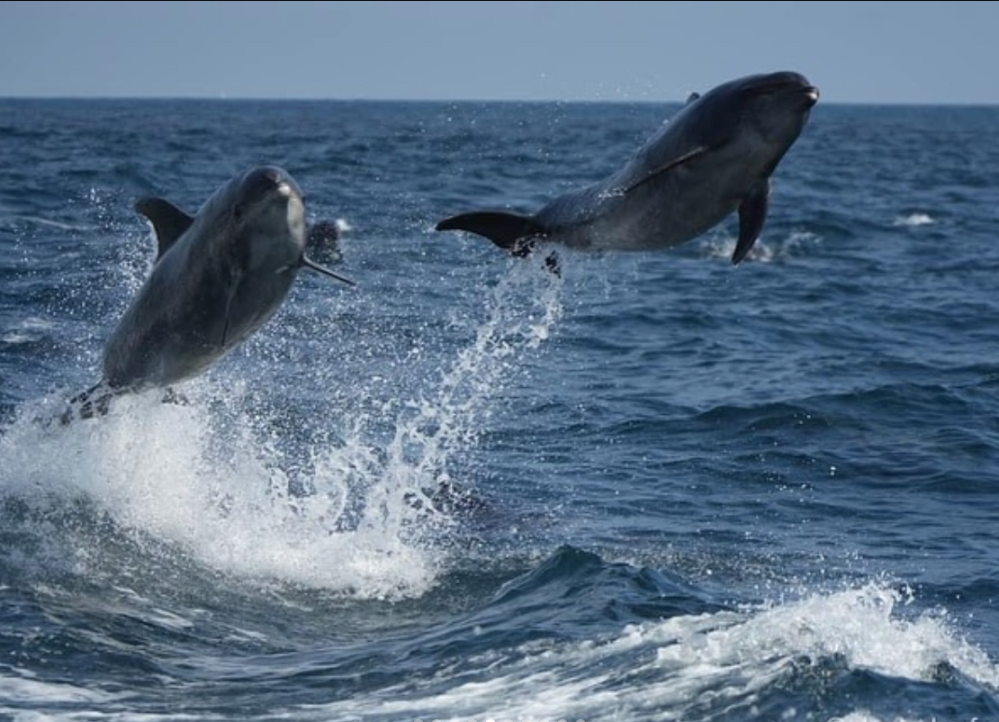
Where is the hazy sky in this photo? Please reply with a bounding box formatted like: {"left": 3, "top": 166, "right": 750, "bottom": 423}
{"left": 0, "top": 1, "right": 995, "bottom": 104}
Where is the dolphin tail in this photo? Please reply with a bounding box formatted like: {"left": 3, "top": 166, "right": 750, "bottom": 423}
{"left": 435, "top": 211, "right": 547, "bottom": 255}
{"left": 59, "top": 382, "right": 122, "bottom": 425}
{"left": 57, "top": 383, "right": 191, "bottom": 426}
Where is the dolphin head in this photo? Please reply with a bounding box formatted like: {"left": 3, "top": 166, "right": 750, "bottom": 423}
{"left": 735, "top": 71, "right": 818, "bottom": 159}
{"left": 231, "top": 166, "right": 355, "bottom": 286}
{"left": 739, "top": 71, "right": 820, "bottom": 112}
{"left": 230, "top": 165, "right": 308, "bottom": 276}
{"left": 677, "top": 71, "right": 818, "bottom": 165}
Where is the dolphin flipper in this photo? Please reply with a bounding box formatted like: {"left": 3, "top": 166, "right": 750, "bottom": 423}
{"left": 733, "top": 179, "right": 771, "bottom": 265}
{"left": 300, "top": 256, "right": 356, "bottom": 286}
{"left": 436, "top": 211, "right": 547, "bottom": 253}
{"left": 135, "top": 198, "right": 195, "bottom": 259}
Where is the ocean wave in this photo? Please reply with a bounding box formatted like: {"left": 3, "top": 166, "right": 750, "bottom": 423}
{"left": 291, "top": 573, "right": 999, "bottom": 722}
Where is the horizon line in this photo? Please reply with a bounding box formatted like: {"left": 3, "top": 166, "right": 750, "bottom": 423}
{"left": 0, "top": 94, "right": 997, "bottom": 109}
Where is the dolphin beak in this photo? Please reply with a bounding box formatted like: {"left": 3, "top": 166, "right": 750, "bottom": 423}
{"left": 754, "top": 74, "right": 820, "bottom": 109}
{"left": 301, "top": 255, "right": 356, "bottom": 286}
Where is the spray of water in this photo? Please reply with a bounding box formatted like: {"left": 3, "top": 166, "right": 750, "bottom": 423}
{"left": 0, "top": 259, "right": 564, "bottom": 601}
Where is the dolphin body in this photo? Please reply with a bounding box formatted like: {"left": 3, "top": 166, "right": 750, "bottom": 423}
{"left": 436, "top": 71, "right": 819, "bottom": 265}
{"left": 66, "top": 166, "right": 353, "bottom": 420}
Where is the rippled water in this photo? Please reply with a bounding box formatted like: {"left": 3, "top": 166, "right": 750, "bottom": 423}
{"left": 2, "top": 98, "right": 999, "bottom": 721}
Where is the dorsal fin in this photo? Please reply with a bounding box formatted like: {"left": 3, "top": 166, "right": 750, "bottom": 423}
{"left": 134, "top": 197, "right": 194, "bottom": 259}
{"left": 685, "top": 91, "right": 701, "bottom": 104}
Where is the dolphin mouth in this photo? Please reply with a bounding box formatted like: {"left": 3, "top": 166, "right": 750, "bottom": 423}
{"left": 749, "top": 73, "right": 820, "bottom": 108}
{"left": 800, "top": 85, "right": 820, "bottom": 107}
{"left": 771, "top": 82, "right": 819, "bottom": 110}
{"left": 274, "top": 179, "right": 301, "bottom": 201}
{"left": 243, "top": 166, "right": 305, "bottom": 206}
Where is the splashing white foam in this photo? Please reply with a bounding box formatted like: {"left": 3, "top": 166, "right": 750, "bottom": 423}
{"left": 701, "top": 233, "right": 774, "bottom": 263}
{"left": 701, "top": 230, "right": 821, "bottom": 264}
{"left": 894, "top": 213, "right": 935, "bottom": 227}
{"left": 1, "top": 392, "right": 434, "bottom": 599}
{"left": 0, "top": 262, "right": 565, "bottom": 601}
{"left": 366, "top": 259, "right": 564, "bottom": 521}
{"left": 300, "top": 581, "right": 999, "bottom": 721}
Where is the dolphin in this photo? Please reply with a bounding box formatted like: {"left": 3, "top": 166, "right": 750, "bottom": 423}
{"left": 65, "top": 165, "right": 354, "bottom": 420}
{"left": 436, "top": 71, "right": 819, "bottom": 265}
{"left": 305, "top": 218, "right": 345, "bottom": 267}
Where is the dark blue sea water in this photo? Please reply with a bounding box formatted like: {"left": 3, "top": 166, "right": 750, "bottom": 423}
{"left": 2, "top": 96, "right": 999, "bottom": 722}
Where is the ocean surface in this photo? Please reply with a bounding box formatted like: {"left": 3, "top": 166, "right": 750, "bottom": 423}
{"left": 1, "top": 96, "right": 999, "bottom": 722}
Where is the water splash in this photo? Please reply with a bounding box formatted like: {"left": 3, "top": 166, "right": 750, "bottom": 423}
{"left": 360, "top": 259, "right": 564, "bottom": 529}
{"left": 0, "top": 261, "right": 564, "bottom": 601}
{"left": 301, "top": 581, "right": 999, "bottom": 721}
{"left": 701, "top": 230, "right": 822, "bottom": 263}
{"left": 893, "top": 213, "right": 935, "bottom": 227}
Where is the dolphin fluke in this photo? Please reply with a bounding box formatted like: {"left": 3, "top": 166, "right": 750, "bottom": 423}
{"left": 435, "top": 211, "right": 547, "bottom": 254}
{"left": 59, "top": 382, "right": 190, "bottom": 425}
{"left": 59, "top": 382, "right": 121, "bottom": 424}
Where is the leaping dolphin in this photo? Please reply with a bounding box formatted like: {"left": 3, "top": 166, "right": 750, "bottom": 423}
{"left": 436, "top": 71, "right": 819, "bottom": 265}
{"left": 65, "top": 165, "right": 354, "bottom": 420}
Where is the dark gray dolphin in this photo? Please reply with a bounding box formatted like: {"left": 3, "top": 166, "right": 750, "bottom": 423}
{"left": 66, "top": 166, "right": 354, "bottom": 420}
{"left": 436, "top": 71, "right": 819, "bottom": 265}
{"left": 305, "top": 218, "right": 344, "bottom": 267}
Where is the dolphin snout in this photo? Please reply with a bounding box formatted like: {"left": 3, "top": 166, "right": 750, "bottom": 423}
{"left": 241, "top": 166, "right": 304, "bottom": 203}
{"left": 752, "top": 72, "right": 820, "bottom": 110}
{"left": 799, "top": 84, "right": 820, "bottom": 107}
{"left": 749, "top": 71, "right": 817, "bottom": 98}
{"left": 764, "top": 71, "right": 812, "bottom": 89}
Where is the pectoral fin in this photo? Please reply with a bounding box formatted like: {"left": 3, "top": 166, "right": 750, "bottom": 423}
{"left": 732, "top": 179, "right": 771, "bottom": 265}
{"left": 301, "top": 256, "right": 356, "bottom": 286}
